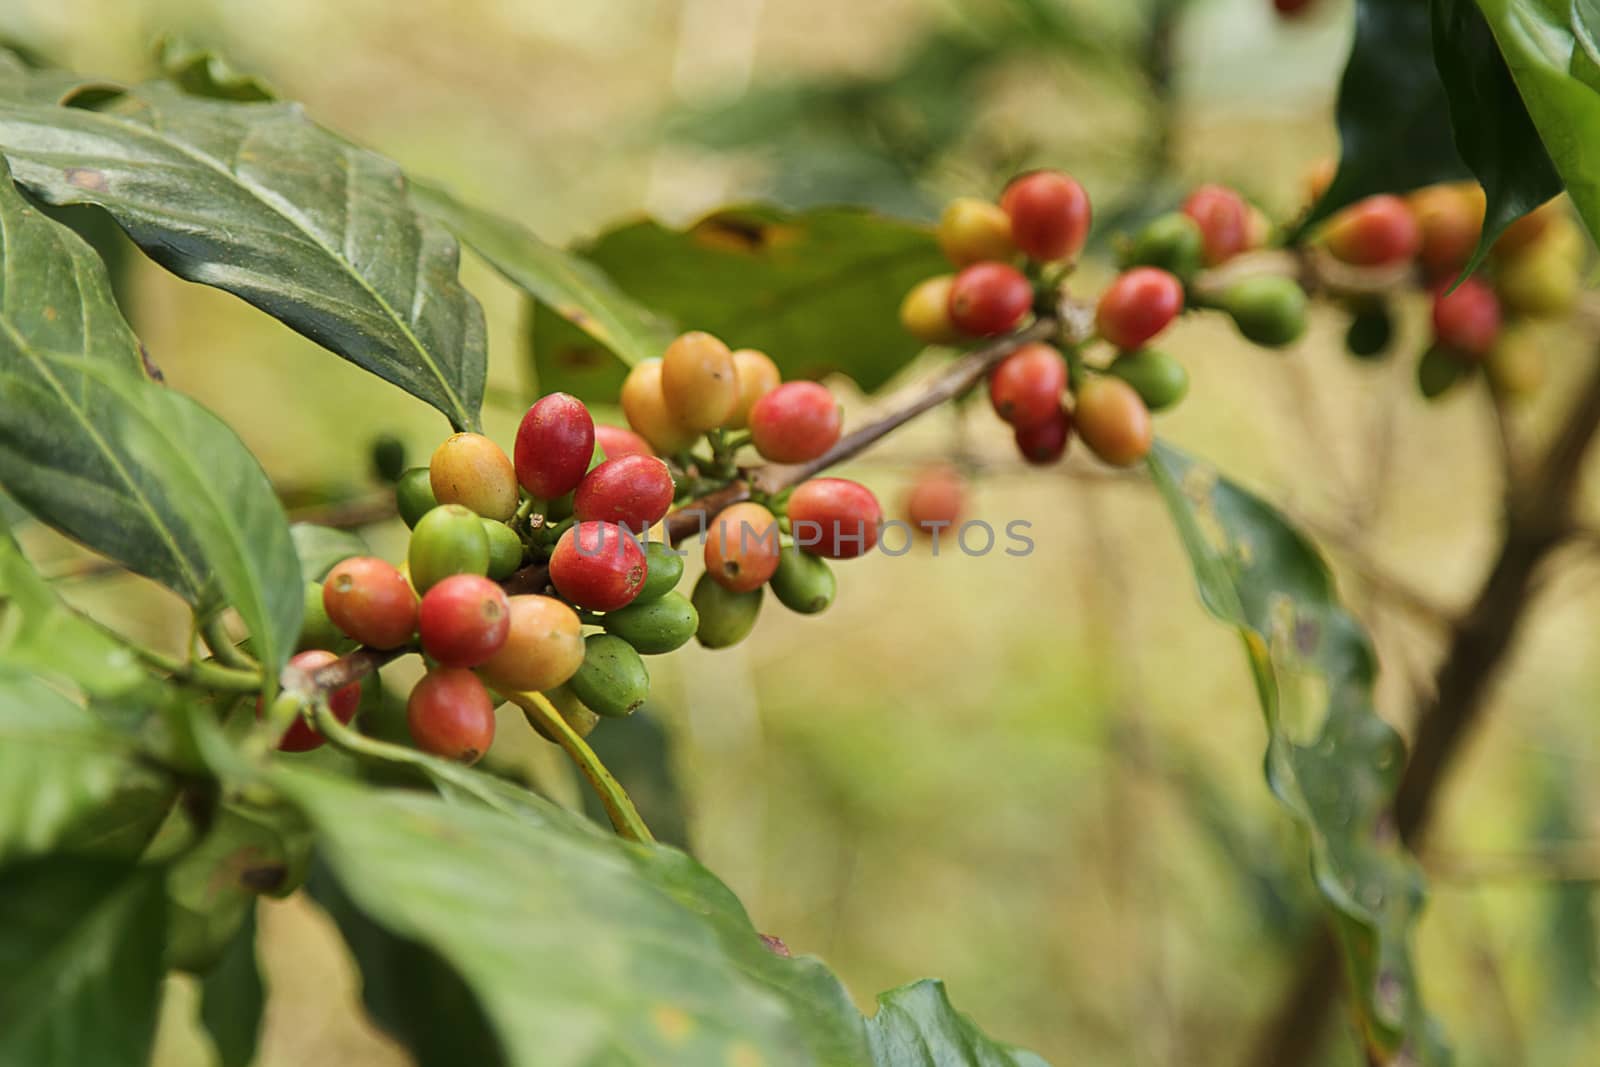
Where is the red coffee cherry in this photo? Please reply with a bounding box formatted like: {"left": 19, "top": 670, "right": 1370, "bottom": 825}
{"left": 947, "top": 262, "right": 1033, "bottom": 337}
{"left": 418, "top": 574, "right": 511, "bottom": 669}
{"left": 704, "top": 501, "right": 782, "bottom": 592}
{"left": 1181, "top": 185, "right": 1250, "bottom": 266}
{"left": 1431, "top": 277, "right": 1501, "bottom": 359}
{"left": 903, "top": 464, "right": 965, "bottom": 534}
{"left": 1274, "top": 0, "right": 1318, "bottom": 16}
{"left": 407, "top": 668, "right": 496, "bottom": 764}
{"left": 988, "top": 342, "right": 1067, "bottom": 430}
{"left": 1096, "top": 268, "right": 1184, "bottom": 351}
{"left": 999, "top": 170, "right": 1091, "bottom": 262}
{"left": 1014, "top": 407, "right": 1071, "bottom": 465}
{"left": 574, "top": 455, "right": 676, "bottom": 530}
{"left": 1322, "top": 194, "right": 1421, "bottom": 267}
{"left": 515, "top": 392, "right": 596, "bottom": 500}
{"left": 322, "top": 557, "right": 417, "bottom": 649}
{"left": 787, "top": 478, "right": 882, "bottom": 559}
{"left": 430, "top": 432, "right": 518, "bottom": 522}
{"left": 594, "top": 424, "right": 654, "bottom": 461}
{"left": 548, "top": 521, "right": 647, "bottom": 610}
{"left": 749, "top": 381, "right": 843, "bottom": 464}
{"left": 269, "top": 650, "right": 359, "bottom": 753}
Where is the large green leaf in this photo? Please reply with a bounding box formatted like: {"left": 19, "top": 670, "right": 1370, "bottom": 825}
{"left": 0, "top": 670, "right": 163, "bottom": 863}
{"left": 528, "top": 205, "right": 948, "bottom": 401}
{"left": 1471, "top": 0, "right": 1600, "bottom": 250}
{"left": 1147, "top": 442, "right": 1448, "bottom": 1064}
{"left": 865, "top": 981, "right": 1048, "bottom": 1067}
{"left": 1302, "top": 0, "right": 1470, "bottom": 230}
{"left": 1431, "top": 0, "right": 1563, "bottom": 271}
{"left": 0, "top": 81, "right": 486, "bottom": 430}
{"left": 0, "top": 522, "right": 146, "bottom": 697}
{"left": 411, "top": 182, "right": 671, "bottom": 376}
{"left": 0, "top": 857, "right": 168, "bottom": 1067}
{"left": 0, "top": 161, "right": 302, "bottom": 680}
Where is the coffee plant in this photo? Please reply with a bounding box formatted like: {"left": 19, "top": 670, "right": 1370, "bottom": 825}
{"left": 4, "top": 1, "right": 1600, "bottom": 1063}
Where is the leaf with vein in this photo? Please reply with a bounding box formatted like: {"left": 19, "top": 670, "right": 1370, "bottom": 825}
{"left": 0, "top": 81, "right": 486, "bottom": 430}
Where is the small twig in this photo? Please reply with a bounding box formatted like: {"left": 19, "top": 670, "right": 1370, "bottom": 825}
{"left": 511, "top": 691, "right": 655, "bottom": 844}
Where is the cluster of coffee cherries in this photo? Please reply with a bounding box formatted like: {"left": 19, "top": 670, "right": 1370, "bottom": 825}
{"left": 897, "top": 170, "right": 1308, "bottom": 471}
{"left": 1303, "top": 164, "right": 1584, "bottom": 398}
{"left": 282, "top": 333, "right": 883, "bottom": 763}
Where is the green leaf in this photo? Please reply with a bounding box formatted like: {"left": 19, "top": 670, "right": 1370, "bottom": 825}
{"left": 199, "top": 904, "right": 266, "bottom": 1067}
{"left": 1303, "top": 0, "right": 1470, "bottom": 230}
{"left": 0, "top": 670, "right": 165, "bottom": 862}
{"left": 290, "top": 522, "right": 370, "bottom": 582}
{"left": 1470, "top": 0, "right": 1600, "bottom": 252}
{"left": 0, "top": 522, "right": 146, "bottom": 697}
{"left": 0, "top": 160, "right": 302, "bottom": 681}
{"left": 529, "top": 205, "right": 948, "bottom": 401}
{"left": 156, "top": 36, "right": 276, "bottom": 102}
{"left": 0, "top": 82, "right": 487, "bottom": 430}
{"left": 411, "top": 182, "right": 671, "bottom": 374}
{"left": 1147, "top": 442, "right": 1448, "bottom": 1063}
{"left": 866, "top": 981, "right": 1049, "bottom": 1067}
{"left": 0, "top": 48, "right": 123, "bottom": 108}
{"left": 1430, "top": 0, "right": 1563, "bottom": 272}
{"left": 0, "top": 857, "right": 168, "bottom": 1067}
{"left": 307, "top": 857, "right": 506, "bottom": 1067}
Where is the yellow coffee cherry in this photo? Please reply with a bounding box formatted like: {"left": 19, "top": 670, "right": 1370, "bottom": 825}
{"left": 899, "top": 275, "right": 961, "bottom": 345}
{"left": 428, "top": 432, "right": 518, "bottom": 521}
{"left": 726, "top": 348, "right": 781, "bottom": 430}
{"left": 660, "top": 331, "right": 740, "bottom": 432}
{"left": 621, "top": 359, "right": 700, "bottom": 455}
{"left": 1485, "top": 327, "right": 1546, "bottom": 397}
{"left": 937, "top": 198, "right": 1016, "bottom": 267}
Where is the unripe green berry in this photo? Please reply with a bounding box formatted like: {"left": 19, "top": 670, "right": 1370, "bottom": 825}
{"left": 1417, "top": 344, "right": 1468, "bottom": 400}
{"left": 1345, "top": 304, "right": 1393, "bottom": 359}
{"left": 636, "top": 542, "right": 685, "bottom": 603}
{"left": 1105, "top": 350, "right": 1188, "bottom": 412}
{"left": 396, "top": 467, "right": 438, "bottom": 528}
{"left": 482, "top": 519, "right": 523, "bottom": 580}
{"left": 1220, "top": 276, "right": 1308, "bottom": 348}
{"left": 567, "top": 634, "right": 650, "bottom": 718}
{"left": 602, "top": 591, "right": 699, "bottom": 655}
{"left": 298, "top": 581, "right": 347, "bottom": 651}
{"left": 768, "top": 545, "right": 836, "bottom": 615}
{"left": 692, "top": 572, "right": 763, "bottom": 647}
{"left": 408, "top": 504, "right": 490, "bottom": 593}
{"left": 1123, "top": 213, "right": 1204, "bottom": 282}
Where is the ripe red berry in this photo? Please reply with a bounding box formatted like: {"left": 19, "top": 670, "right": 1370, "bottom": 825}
{"left": 704, "top": 502, "right": 782, "bottom": 592}
{"left": 1000, "top": 170, "right": 1091, "bottom": 262}
{"left": 594, "top": 424, "right": 654, "bottom": 461}
{"left": 515, "top": 392, "right": 596, "bottom": 500}
{"left": 947, "top": 262, "right": 1033, "bottom": 337}
{"left": 1322, "top": 195, "right": 1421, "bottom": 267}
{"left": 988, "top": 342, "right": 1067, "bottom": 430}
{"left": 548, "top": 521, "right": 647, "bottom": 610}
{"left": 1014, "top": 407, "right": 1071, "bottom": 465}
{"left": 1181, "top": 185, "right": 1250, "bottom": 266}
{"left": 322, "top": 557, "right": 417, "bottom": 649}
{"left": 749, "top": 381, "right": 843, "bottom": 464}
{"left": 1431, "top": 277, "right": 1501, "bottom": 358}
{"left": 418, "top": 574, "right": 511, "bottom": 669}
{"left": 267, "top": 650, "right": 360, "bottom": 753}
{"left": 1096, "top": 268, "right": 1184, "bottom": 351}
{"left": 903, "top": 464, "right": 965, "bottom": 534}
{"left": 573, "top": 455, "right": 675, "bottom": 530}
{"left": 407, "top": 669, "right": 496, "bottom": 764}
{"left": 787, "top": 478, "right": 882, "bottom": 559}
{"left": 1274, "top": 0, "right": 1318, "bottom": 16}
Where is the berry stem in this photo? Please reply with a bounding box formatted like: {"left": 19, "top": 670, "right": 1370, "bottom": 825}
{"left": 126, "top": 638, "right": 263, "bottom": 693}
{"left": 510, "top": 691, "right": 656, "bottom": 844}
{"left": 306, "top": 700, "right": 518, "bottom": 810}
{"left": 201, "top": 614, "right": 259, "bottom": 671}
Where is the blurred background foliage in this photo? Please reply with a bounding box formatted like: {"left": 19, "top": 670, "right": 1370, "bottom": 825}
{"left": 5, "top": 0, "right": 1600, "bottom": 1064}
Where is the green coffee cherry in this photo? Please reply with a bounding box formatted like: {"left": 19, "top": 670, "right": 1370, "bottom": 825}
{"left": 567, "top": 634, "right": 650, "bottom": 717}
{"left": 297, "top": 581, "right": 346, "bottom": 651}
{"left": 483, "top": 519, "right": 523, "bottom": 580}
{"left": 693, "top": 572, "right": 763, "bottom": 647}
{"left": 371, "top": 434, "right": 407, "bottom": 483}
{"left": 602, "top": 591, "right": 698, "bottom": 654}
{"left": 768, "top": 546, "right": 835, "bottom": 615}
{"left": 1220, "top": 276, "right": 1308, "bottom": 348}
{"left": 1106, "top": 350, "right": 1188, "bottom": 412}
{"left": 637, "top": 542, "right": 685, "bottom": 603}
{"left": 396, "top": 467, "right": 438, "bottom": 528}
{"left": 1123, "top": 212, "right": 1204, "bottom": 282}
{"left": 408, "top": 504, "right": 490, "bottom": 593}
{"left": 526, "top": 684, "right": 601, "bottom": 743}
{"left": 1345, "top": 304, "right": 1393, "bottom": 359}
{"left": 1417, "top": 344, "right": 1467, "bottom": 400}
